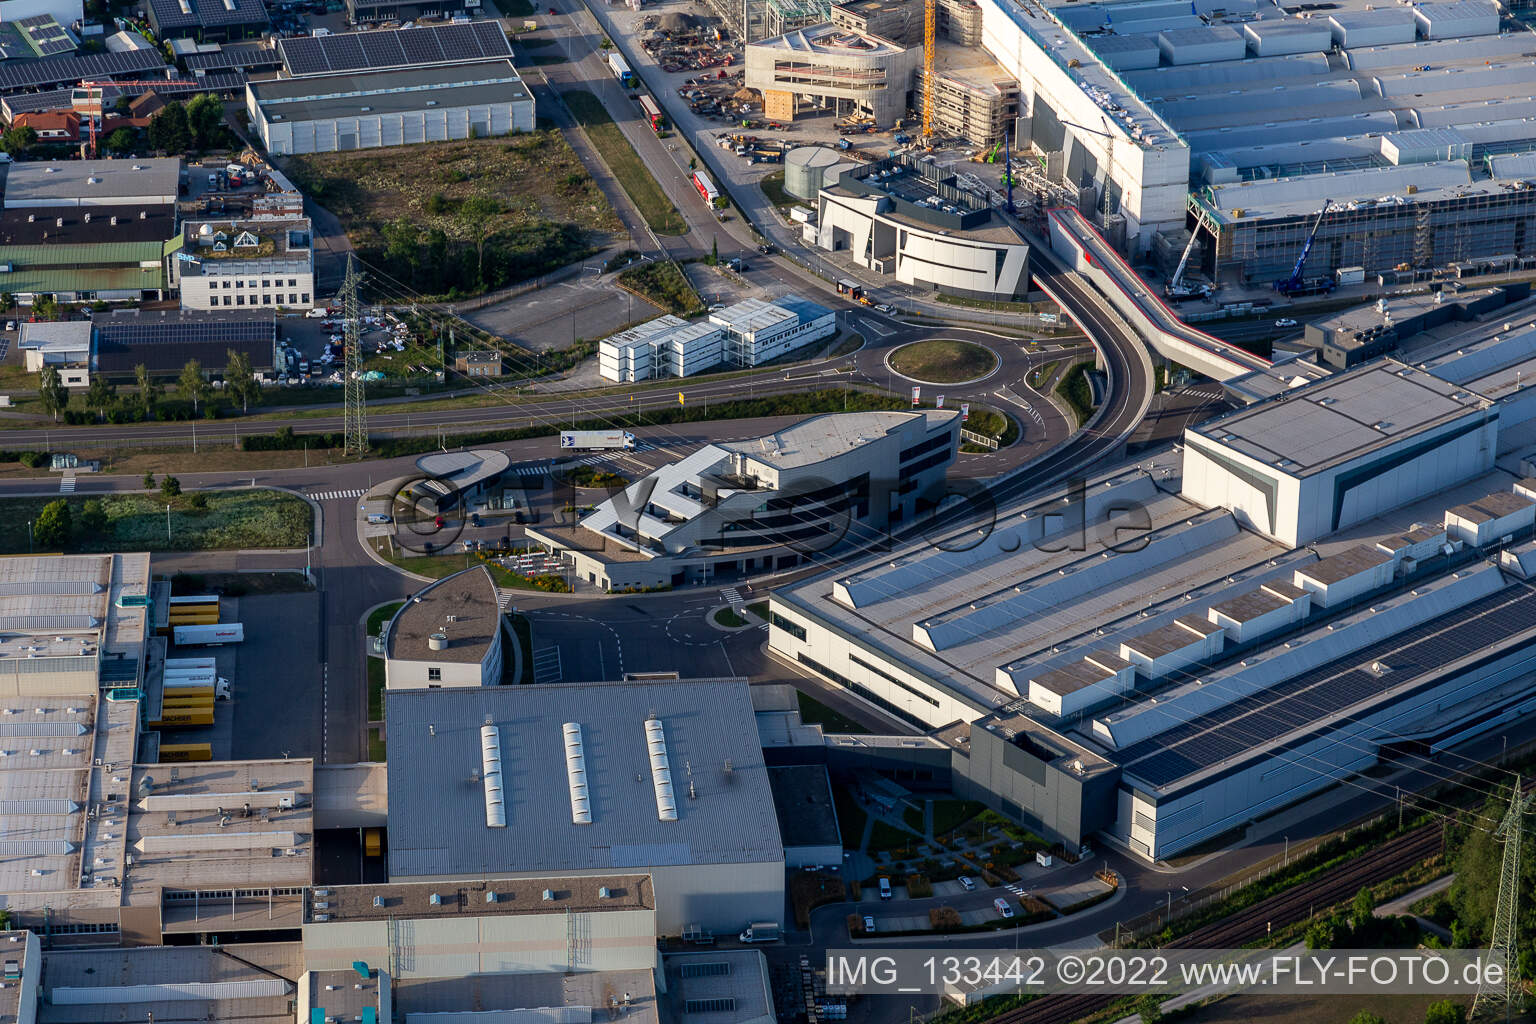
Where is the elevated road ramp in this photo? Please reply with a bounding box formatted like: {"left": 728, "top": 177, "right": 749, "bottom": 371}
{"left": 1046, "top": 207, "right": 1272, "bottom": 383}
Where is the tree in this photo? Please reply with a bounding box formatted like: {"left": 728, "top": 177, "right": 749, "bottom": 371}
{"left": 142, "top": 471, "right": 155, "bottom": 490}
{"left": 160, "top": 476, "right": 181, "bottom": 498}
{"left": 1347, "top": 1014, "right": 1386, "bottom": 1024}
{"left": 0, "top": 125, "right": 36, "bottom": 157}
{"left": 78, "top": 499, "right": 106, "bottom": 534}
{"left": 1424, "top": 1000, "right": 1467, "bottom": 1024}
{"left": 37, "top": 365, "right": 67, "bottom": 422}
{"left": 1133, "top": 995, "right": 1162, "bottom": 1024}
{"left": 147, "top": 102, "right": 191, "bottom": 155}
{"left": 133, "top": 364, "right": 160, "bottom": 419}
{"left": 178, "top": 359, "right": 209, "bottom": 414}
{"left": 225, "top": 349, "right": 260, "bottom": 413}
{"left": 103, "top": 127, "right": 136, "bottom": 154}
{"left": 32, "top": 499, "right": 70, "bottom": 549}
{"left": 85, "top": 375, "right": 116, "bottom": 420}
{"left": 456, "top": 195, "right": 502, "bottom": 286}
{"left": 382, "top": 219, "right": 422, "bottom": 282}
{"left": 30, "top": 294, "right": 58, "bottom": 321}
{"left": 185, "top": 93, "right": 224, "bottom": 151}
{"left": 188, "top": 492, "right": 208, "bottom": 512}
{"left": 1351, "top": 886, "right": 1375, "bottom": 931}
{"left": 709, "top": 237, "right": 718, "bottom": 265}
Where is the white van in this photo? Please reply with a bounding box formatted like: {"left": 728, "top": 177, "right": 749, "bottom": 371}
{"left": 993, "top": 897, "right": 1014, "bottom": 919}
{"left": 877, "top": 877, "right": 892, "bottom": 900}
{"left": 366, "top": 513, "right": 392, "bottom": 524}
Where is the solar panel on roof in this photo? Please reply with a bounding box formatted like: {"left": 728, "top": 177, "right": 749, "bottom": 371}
{"left": 0, "top": 48, "right": 164, "bottom": 91}
{"left": 359, "top": 31, "right": 404, "bottom": 66}
{"left": 400, "top": 28, "right": 441, "bottom": 63}
{"left": 37, "top": 36, "right": 75, "bottom": 56}
{"left": 278, "top": 22, "right": 511, "bottom": 75}
{"left": 277, "top": 36, "right": 329, "bottom": 75}
{"left": 327, "top": 33, "right": 366, "bottom": 68}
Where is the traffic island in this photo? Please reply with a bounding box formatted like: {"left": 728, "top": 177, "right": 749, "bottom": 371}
{"left": 886, "top": 339, "right": 1000, "bottom": 385}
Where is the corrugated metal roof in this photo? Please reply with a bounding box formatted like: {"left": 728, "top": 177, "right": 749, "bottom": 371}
{"left": 2, "top": 241, "right": 165, "bottom": 266}
{"left": 51, "top": 979, "right": 292, "bottom": 1004}
{"left": 0, "top": 266, "right": 164, "bottom": 295}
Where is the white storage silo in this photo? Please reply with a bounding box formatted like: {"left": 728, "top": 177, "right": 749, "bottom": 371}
{"left": 784, "top": 147, "right": 844, "bottom": 200}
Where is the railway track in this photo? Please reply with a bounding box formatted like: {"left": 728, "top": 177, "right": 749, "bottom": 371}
{"left": 982, "top": 822, "right": 1444, "bottom": 1024}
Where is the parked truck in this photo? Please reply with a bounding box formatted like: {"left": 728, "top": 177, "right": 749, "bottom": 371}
{"left": 608, "top": 52, "right": 638, "bottom": 88}
{"left": 560, "top": 430, "right": 636, "bottom": 451}
{"left": 739, "top": 922, "right": 780, "bottom": 943}
{"left": 173, "top": 623, "right": 244, "bottom": 646}
{"left": 164, "top": 658, "right": 217, "bottom": 673}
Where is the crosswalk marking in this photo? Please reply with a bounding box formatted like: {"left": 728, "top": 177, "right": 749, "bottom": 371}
{"left": 532, "top": 646, "right": 563, "bottom": 684}
{"left": 721, "top": 587, "right": 743, "bottom": 609}
{"left": 58, "top": 475, "right": 75, "bottom": 494}
{"left": 515, "top": 464, "right": 548, "bottom": 477}
{"left": 312, "top": 488, "right": 365, "bottom": 501}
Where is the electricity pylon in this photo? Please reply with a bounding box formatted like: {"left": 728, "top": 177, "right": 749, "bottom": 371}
{"left": 1472, "top": 776, "right": 1533, "bottom": 1020}
{"left": 341, "top": 255, "right": 369, "bottom": 458}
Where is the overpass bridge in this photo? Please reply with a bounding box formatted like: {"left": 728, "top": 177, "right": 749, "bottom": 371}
{"left": 1046, "top": 207, "right": 1272, "bottom": 383}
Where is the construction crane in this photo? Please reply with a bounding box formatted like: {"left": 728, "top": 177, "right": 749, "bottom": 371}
{"left": 1058, "top": 116, "right": 1117, "bottom": 223}
{"left": 1273, "top": 198, "right": 1335, "bottom": 297}
{"left": 921, "top": 0, "right": 935, "bottom": 141}
{"left": 74, "top": 80, "right": 190, "bottom": 157}
{"left": 1164, "top": 225, "right": 1212, "bottom": 301}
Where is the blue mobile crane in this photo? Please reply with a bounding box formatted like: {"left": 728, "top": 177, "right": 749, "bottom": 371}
{"left": 1274, "top": 199, "right": 1336, "bottom": 296}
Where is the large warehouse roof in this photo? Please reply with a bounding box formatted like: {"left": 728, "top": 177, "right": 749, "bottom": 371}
{"left": 385, "top": 680, "right": 783, "bottom": 879}
{"left": 276, "top": 21, "right": 510, "bottom": 76}
{"left": 1, "top": 159, "right": 180, "bottom": 210}
{"left": 1186, "top": 360, "right": 1490, "bottom": 477}
{"left": 247, "top": 59, "right": 529, "bottom": 122}
{"left": 92, "top": 310, "right": 277, "bottom": 374}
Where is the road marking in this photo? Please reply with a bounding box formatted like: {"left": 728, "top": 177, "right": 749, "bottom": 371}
{"left": 721, "top": 587, "right": 743, "bottom": 609}
{"left": 532, "top": 646, "right": 564, "bottom": 684}
{"left": 993, "top": 388, "right": 1046, "bottom": 429}
{"left": 313, "top": 488, "right": 366, "bottom": 501}
{"left": 860, "top": 317, "right": 895, "bottom": 338}
{"left": 58, "top": 474, "right": 75, "bottom": 494}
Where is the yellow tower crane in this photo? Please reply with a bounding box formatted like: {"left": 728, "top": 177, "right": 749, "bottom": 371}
{"left": 922, "top": 0, "right": 936, "bottom": 140}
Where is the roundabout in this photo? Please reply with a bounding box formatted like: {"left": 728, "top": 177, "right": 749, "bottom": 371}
{"left": 885, "top": 338, "right": 1001, "bottom": 385}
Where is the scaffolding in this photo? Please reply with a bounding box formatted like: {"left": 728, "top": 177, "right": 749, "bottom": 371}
{"left": 913, "top": 64, "right": 1019, "bottom": 146}
{"left": 766, "top": 0, "right": 831, "bottom": 37}
{"left": 1197, "top": 181, "right": 1536, "bottom": 284}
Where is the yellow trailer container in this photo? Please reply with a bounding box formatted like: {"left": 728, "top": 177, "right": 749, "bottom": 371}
{"left": 150, "top": 710, "right": 214, "bottom": 727}
{"left": 159, "top": 743, "right": 213, "bottom": 762}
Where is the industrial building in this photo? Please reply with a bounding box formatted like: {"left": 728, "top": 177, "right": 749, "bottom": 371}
{"left": 745, "top": 24, "right": 921, "bottom": 126}
{"left": 144, "top": 0, "right": 268, "bottom": 42}
{"left": 381, "top": 565, "right": 505, "bottom": 689}
{"left": 1301, "top": 285, "right": 1527, "bottom": 369}
{"left": 813, "top": 154, "right": 1030, "bottom": 298}
{"left": 91, "top": 308, "right": 277, "bottom": 376}
{"left": 246, "top": 60, "right": 534, "bottom": 156}
{"left": 913, "top": 44, "right": 1019, "bottom": 146}
{"left": 383, "top": 678, "right": 786, "bottom": 936}
{"left": 18, "top": 321, "right": 91, "bottom": 387}
{"left": 167, "top": 217, "right": 315, "bottom": 310}
{"left": 526, "top": 410, "right": 959, "bottom": 591}
{"left": 1181, "top": 360, "right": 1498, "bottom": 546}
{"left": 768, "top": 344, "right": 1536, "bottom": 860}
{"left": 944, "top": 0, "right": 1536, "bottom": 276}
{"left": 598, "top": 295, "right": 835, "bottom": 382}
{"left": 0, "top": 158, "right": 179, "bottom": 303}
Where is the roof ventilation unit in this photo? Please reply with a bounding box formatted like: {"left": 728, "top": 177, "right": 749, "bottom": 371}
{"left": 429, "top": 892, "right": 442, "bottom": 905}
{"left": 645, "top": 717, "right": 678, "bottom": 822}
{"left": 428, "top": 633, "right": 448, "bottom": 651}
{"left": 480, "top": 724, "right": 506, "bottom": 828}
{"left": 563, "top": 722, "right": 592, "bottom": 824}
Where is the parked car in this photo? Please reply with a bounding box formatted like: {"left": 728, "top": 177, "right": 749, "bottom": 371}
{"left": 862, "top": 916, "right": 875, "bottom": 933}
{"left": 875, "top": 303, "right": 894, "bottom": 314}
{"left": 958, "top": 876, "right": 976, "bottom": 891}
{"left": 1274, "top": 317, "right": 1298, "bottom": 328}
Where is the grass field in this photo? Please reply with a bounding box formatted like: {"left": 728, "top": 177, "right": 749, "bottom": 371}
{"left": 759, "top": 170, "right": 799, "bottom": 208}
{"left": 0, "top": 490, "right": 310, "bottom": 554}
{"left": 367, "top": 655, "right": 386, "bottom": 721}
{"left": 367, "top": 601, "right": 403, "bottom": 638}
{"left": 562, "top": 90, "right": 689, "bottom": 236}
{"left": 889, "top": 339, "right": 997, "bottom": 383}
{"left": 282, "top": 133, "right": 619, "bottom": 296}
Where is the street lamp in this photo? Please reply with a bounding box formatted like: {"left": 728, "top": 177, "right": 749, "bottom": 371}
{"left": 166, "top": 504, "right": 172, "bottom": 543}
{"left": 26, "top": 520, "right": 32, "bottom": 554}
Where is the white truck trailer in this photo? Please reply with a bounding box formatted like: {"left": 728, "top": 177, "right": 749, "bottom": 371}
{"left": 559, "top": 430, "right": 636, "bottom": 451}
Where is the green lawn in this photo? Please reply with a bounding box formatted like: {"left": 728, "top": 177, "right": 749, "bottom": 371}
{"left": 713, "top": 607, "right": 748, "bottom": 627}
{"left": 930, "top": 798, "right": 986, "bottom": 835}
{"left": 1056, "top": 360, "right": 1096, "bottom": 427}
{"left": 889, "top": 340, "right": 998, "bottom": 384}
{"left": 746, "top": 601, "right": 769, "bottom": 619}
{"left": 903, "top": 804, "right": 925, "bottom": 833}
{"left": 372, "top": 545, "right": 571, "bottom": 592}
{"left": 0, "top": 490, "right": 310, "bottom": 554}
{"left": 367, "top": 601, "right": 404, "bottom": 638}
{"left": 869, "top": 819, "right": 921, "bottom": 854}
{"left": 367, "top": 726, "right": 386, "bottom": 761}
{"left": 759, "top": 170, "right": 798, "bottom": 208}
{"left": 562, "top": 90, "right": 688, "bottom": 236}
{"left": 367, "top": 655, "right": 386, "bottom": 721}
{"left": 617, "top": 260, "right": 704, "bottom": 316}
{"left": 797, "top": 690, "right": 871, "bottom": 734}
{"left": 961, "top": 407, "right": 1019, "bottom": 447}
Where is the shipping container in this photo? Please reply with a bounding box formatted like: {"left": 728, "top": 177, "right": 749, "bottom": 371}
{"left": 173, "top": 623, "right": 244, "bottom": 646}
